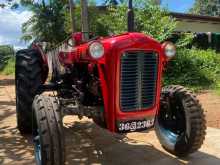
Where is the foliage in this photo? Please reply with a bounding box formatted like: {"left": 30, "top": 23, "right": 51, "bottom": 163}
{"left": 21, "top": 0, "right": 98, "bottom": 46}
{"left": 0, "top": 57, "right": 15, "bottom": 75}
{"left": 104, "top": 0, "right": 124, "bottom": 5}
{"left": 175, "top": 33, "right": 194, "bottom": 48}
{"left": 64, "top": 4, "right": 110, "bottom": 36}
{"left": 0, "top": 45, "right": 14, "bottom": 70}
{"left": 97, "top": 0, "right": 176, "bottom": 42}
{"left": 96, "top": 6, "right": 128, "bottom": 35}
{"left": 21, "top": 0, "right": 68, "bottom": 46}
{"left": 20, "top": 0, "right": 176, "bottom": 45}
{"left": 135, "top": 0, "right": 176, "bottom": 42}
{"left": 190, "top": 0, "right": 220, "bottom": 16}
{"left": 0, "top": 0, "right": 19, "bottom": 9}
{"left": 164, "top": 48, "right": 220, "bottom": 90}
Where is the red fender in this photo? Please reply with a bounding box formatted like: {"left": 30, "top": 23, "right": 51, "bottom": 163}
{"left": 32, "top": 43, "right": 49, "bottom": 83}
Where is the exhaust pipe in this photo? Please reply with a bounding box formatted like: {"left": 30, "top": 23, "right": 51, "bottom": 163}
{"left": 69, "top": 0, "right": 76, "bottom": 33}
{"left": 81, "top": 0, "right": 89, "bottom": 41}
{"left": 127, "top": 0, "right": 134, "bottom": 32}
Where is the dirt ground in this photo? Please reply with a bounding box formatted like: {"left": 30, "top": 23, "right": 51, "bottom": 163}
{"left": 197, "top": 92, "right": 220, "bottom": 128}
{"left": 1, "top": 75, "right": 220, "bottom": 165}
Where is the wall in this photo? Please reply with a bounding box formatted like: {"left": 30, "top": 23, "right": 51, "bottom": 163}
{"left": 176, "top": 19, "right": 220, "bottom": 33}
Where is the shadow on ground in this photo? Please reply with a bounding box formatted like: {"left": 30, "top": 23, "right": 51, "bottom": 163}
{"left": 0, "top": 126, "right": 35, "bottom": 165}
{"left": 0, "top": 100, "right": 15, "bottom": 107}
{"left": 0, "top": 100, "right": 16, "bottom": 128}
{"left": 1, "top": 76, "right": 220, "bottom": 165}
{"left": 0, "top": 78, "right": 14, "bottom": 86}
{"left": 0, "top": 118, "right": 220, "bottom": 165}
{"left": 64, "top": 120, "right": 220, "bottom": 165}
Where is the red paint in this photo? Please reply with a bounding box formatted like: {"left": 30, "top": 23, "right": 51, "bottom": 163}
{"left": 72, "top": 32, "right": 83, "bottom": 46}
{"left": 36, "top": 32, "right": 169, "bottom": 133}
{"left": 32, "top": 43, "right": 49, "bottom": 83}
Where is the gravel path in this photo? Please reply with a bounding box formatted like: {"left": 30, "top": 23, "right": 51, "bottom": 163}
{"left": 1, "top": 75, "right": 220, "bottom": 165}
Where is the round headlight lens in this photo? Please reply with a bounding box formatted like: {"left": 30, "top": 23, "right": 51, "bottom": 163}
{"left": 164, "top": 42, "right": 176, "bottom": 58}
{"left": 67, "top": 38, "right": 75, "bottom": 47}
{"left": 89, "top": 42, "right": 104, "bottom": 59}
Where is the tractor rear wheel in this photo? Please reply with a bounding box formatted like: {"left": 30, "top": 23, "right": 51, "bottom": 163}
{"left": 15, "top": 49, "right": 43, "bottom": 134}
{"left": 155, "top": 85, "right": 206, "bottom": 157}
{"left": 33, "top": 95, "right": 65, "bottom": 165}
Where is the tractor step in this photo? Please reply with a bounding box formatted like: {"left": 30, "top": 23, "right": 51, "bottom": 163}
{"left": 38, "top": 83, "right": 59, "bottom": 93}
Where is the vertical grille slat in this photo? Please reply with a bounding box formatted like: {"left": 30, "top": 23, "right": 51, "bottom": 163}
{"left": 120, "top": 51, "right": 158, "bottom": 112}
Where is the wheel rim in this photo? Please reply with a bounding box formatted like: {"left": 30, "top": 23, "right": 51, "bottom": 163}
{"left": 34, "top": 130, "right": 42, "bottom": 165}
{"left": 158, "top": 97, "right": 186, "bottom": 144}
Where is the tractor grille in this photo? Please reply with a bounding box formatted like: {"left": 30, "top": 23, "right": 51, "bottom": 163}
{"left": 120, "top": 51, "right": 158, "bottom": 112}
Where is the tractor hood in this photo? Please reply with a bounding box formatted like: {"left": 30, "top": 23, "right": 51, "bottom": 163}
{"left": 64, "top": 32, "right": 166, "bottom": 64}
{"left": 97, "top": 32, "right": 165, "bottom": 64}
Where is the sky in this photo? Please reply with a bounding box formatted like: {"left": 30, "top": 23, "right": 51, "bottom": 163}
{"left": 161, "top": 0, "right": 195, "bottom": 13}
{"left": 0, "top": 0, "right": 195, "bottom": 49}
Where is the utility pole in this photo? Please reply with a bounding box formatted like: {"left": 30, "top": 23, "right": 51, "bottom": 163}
{"left": 81, "top": 0, "right": 89, "bottom": 41}
{"left": 69, "top": 0, "right": 76, "bottom": 32}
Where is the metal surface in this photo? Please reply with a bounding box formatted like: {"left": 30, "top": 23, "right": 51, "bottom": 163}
{"left": 120, "top": 51, "right": 158, "bottom": 112}
{"left": 37, "top": 32, "right": 165, "bottom": 132}
{"left": 127, "top": 0, "right": 134, "bottom": 32}
{"left": 34, "top": 132, "right": 42, "bottom": 165}
{"left": 69, "top": 0, "right": 76, "bottom": 32}
{"left": 81, "top": 0, "right": 89, "bottom": 41}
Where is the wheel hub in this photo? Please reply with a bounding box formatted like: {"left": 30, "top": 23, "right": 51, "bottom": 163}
{"left": 34, "top": 132, "right": 42, "bottom": 165}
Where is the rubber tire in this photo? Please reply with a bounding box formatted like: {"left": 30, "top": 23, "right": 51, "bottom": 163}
{"left": 15, "top": 49, "right": 43, "bottom": 134}
{"left": 155, "top": 85, "right": 206, "bottom": 157}
{"left": 33, "top": 95, "right": 65, "bottom": 165}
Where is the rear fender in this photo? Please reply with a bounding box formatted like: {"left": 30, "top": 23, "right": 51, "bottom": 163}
{"left": 32, "top": 43, "right": 49, "bottom": 83}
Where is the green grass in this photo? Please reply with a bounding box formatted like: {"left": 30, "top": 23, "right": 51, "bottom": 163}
{"left": 0, "top": 57, "right": 15, "bottom": 75}
{"left": 214, "top": 81, "right": 220, "bottom": 96}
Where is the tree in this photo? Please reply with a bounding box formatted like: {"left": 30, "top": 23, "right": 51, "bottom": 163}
{"left": 190, "top": 0, "right": 220, "bottom": 16}
{"left": 21, "top": 0, "right": 98, "bottom": 45}
{"left": 21, "top": 0, "right": 176, "bottom": 45}
{"left": 104, "top": 0, "right": 124, "bottom": 5}
{"left": 64, "top": 2, "right": 109, "bottom": 36}
{"left": 21, "top": 0, "right": 68, "bottom": 46}
{"left": 0, "top": 0, "right": 17, "bottom": 9}
{"left": 0, "top": 45, "right": 14, "bottom": 70}
{"left": 97, "top": 0, "right": 176, "bottom": 42}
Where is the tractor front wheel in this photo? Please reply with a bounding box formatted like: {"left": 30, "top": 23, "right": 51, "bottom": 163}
{"left": 33, "top": 95, "right": 65, "bottom": 165}
{"left": 155, "top": 85, "right": 206, "bottom": 157}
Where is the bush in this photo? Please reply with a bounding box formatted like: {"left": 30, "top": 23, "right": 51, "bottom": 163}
{"left": 0, "top": 57, "right": 15, "bottom": 75}
{"left": 0, "top": 45, "right": 14, "bottom": 70}
{"left": 164, "top": 48, "right": 220, "bottom": 90}
{"left": 98, "top": 1, "right": 176, "bottom": 42}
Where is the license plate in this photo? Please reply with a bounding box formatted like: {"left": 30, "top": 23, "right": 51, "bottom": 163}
{"left": 117, "top": 117, "right": 155, "bottom": 133}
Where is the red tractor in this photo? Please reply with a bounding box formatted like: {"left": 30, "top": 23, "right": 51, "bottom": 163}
{"left": 15, "top": 1, "right": 206, "bottom": 165}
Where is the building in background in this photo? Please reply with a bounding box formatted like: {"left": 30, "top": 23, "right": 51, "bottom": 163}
{"left": 171, "top": 12, "right": 220, "bottom": 33}
{"left": 171, "top": 12, "right": 220, "bottom": 51}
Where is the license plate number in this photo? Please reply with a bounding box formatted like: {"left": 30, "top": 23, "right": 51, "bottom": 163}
{"left": 117, "top": 118, "right": 155, "bottom": 133}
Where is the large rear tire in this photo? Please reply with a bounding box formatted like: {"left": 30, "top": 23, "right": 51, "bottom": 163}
{"left": 155, "top": 85, "right": 206, "bottom": 157}
{"left": 15, "top": 49, "right": 43, "bottom": 134}
{"left": 33, "top": 95, "right": 65, "bottom": 165}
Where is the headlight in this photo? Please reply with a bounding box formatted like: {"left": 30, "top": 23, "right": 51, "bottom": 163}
{"left": 164, "top": 42, "right": 176, "bottom": 58}
{"left": 67, "top": 38, "right": 75, "bottom": 47}
{"left": 89, "top": 42, "right": 104, "bottom": 59}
